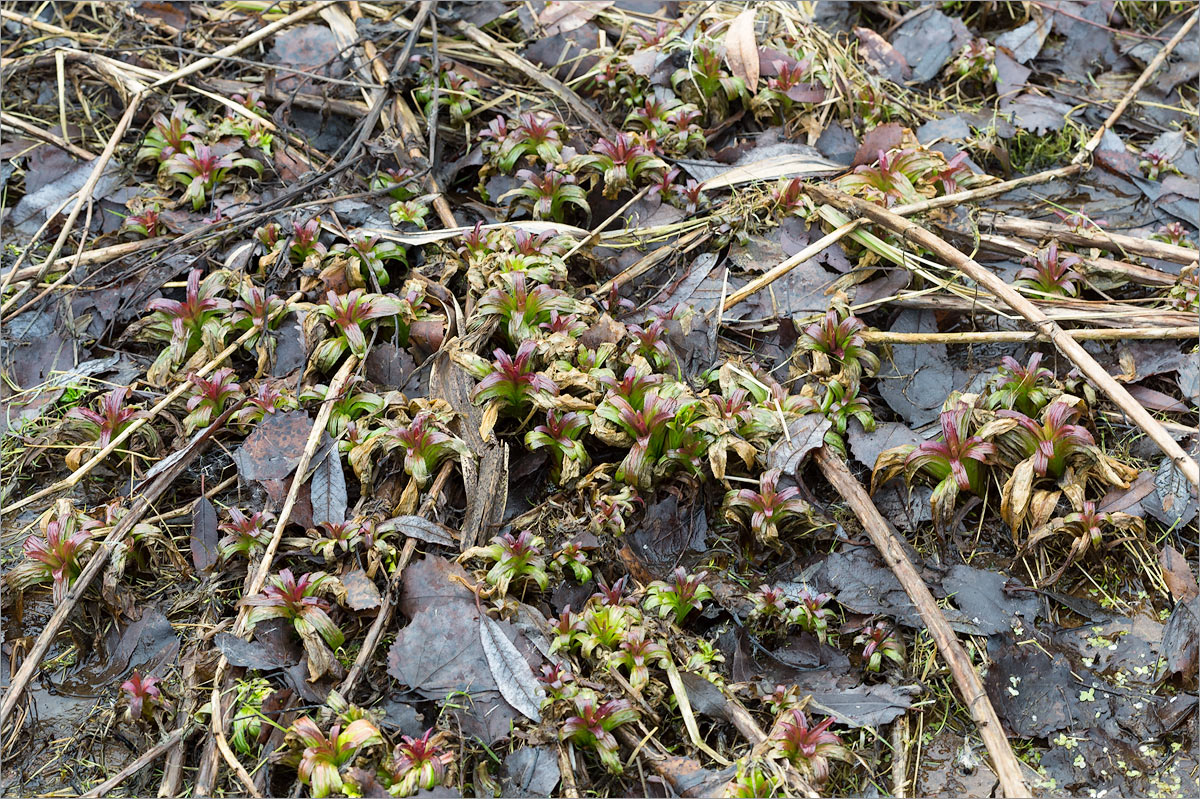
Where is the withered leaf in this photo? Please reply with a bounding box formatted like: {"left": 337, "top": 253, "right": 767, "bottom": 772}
{"left": 389, "top": 515, "right": 458, "bottom": 547}
{"left": 342, "top": 569, "right": 382, "bottom": 611}
{"left": 479, "top": 614, "right": 544, "bottom": 721}
{"left": 232, "top": 410, "right": 312, "bottom": 482}
{"left": 189, "top": 496, "right": 218, "bottom": 572}
{"left": 724, "top": 9, "right": 760, "bottom": 91}
{"left": 765, "top": 415, "right": 831, "bottom": 475}
{"left": 310, "top": 448, "right": 348, "bottom": 527}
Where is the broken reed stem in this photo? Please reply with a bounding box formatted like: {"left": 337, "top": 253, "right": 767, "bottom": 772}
{"left": 719, "top": 219, "right": 861, "bottom": 312}
{"left": 976, "top": 213, "right": 1199, "bottom": 267}
{"left": 1075, "top": 11, "right": 1200, "bottom": 163}
{"left": 0, "top": 292, "right": 303, "bottom": 518}
{"left": 79, "top": 728, "right": 187, "bottom": 798}
{"left": 0, "top": 236, "right": 171, "bottom": 287}
{"left": 860, "top": 325, "right": 1197, "bottom": 344}
{"left": 814, "top": 447, "right": 1029, "bottom": 798}
{"left": 891, "top": 163, "right": 1084, "bottom": 217}
{"left": 564, "top": 184, "right": 652, "bottom": 262}
{"left": 593, "top": 227, "right": 710, "bottom": 300}
{"left": 0, "top": 110, "right": 97, "bottom": 159}
{"left": 804, "top": 182, "right": 1200, "bottom": 487}
{"left": 0, "top": 404, "right": 240, "bottom": 729}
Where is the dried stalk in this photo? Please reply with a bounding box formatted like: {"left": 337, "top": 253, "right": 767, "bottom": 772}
{"left": 0, "top": 110, "right": 97, "bottom": 159}
{"left": 80, "top": 728, "right": 188, "bottom": 798}
{"left": 1075, "top": 11, "right": 1200, "bottom": 163}
{"left": 891, "top": 164, "right": 1084, "bottom": 217}
{"left": 976, "top": 213, "right": 1199, "bottom": 267}
{"left": 805, "top": 183, "right": 1200, "bottom": 486}
{"left": 719, "top": 220, "right": 861, "bottom": 312}
{"left": 860, "top": 326, "right": 1197, "bottom": 344}
{"left": 814, "top": 447, "right": 1029, "bottom": 798}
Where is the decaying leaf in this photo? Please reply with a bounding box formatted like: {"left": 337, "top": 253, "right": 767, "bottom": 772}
{"left": 479, "top": 614, "right": 544, "bottom": 721}
{"left": 724, "top": 9, "right": 760, "bottom": 91}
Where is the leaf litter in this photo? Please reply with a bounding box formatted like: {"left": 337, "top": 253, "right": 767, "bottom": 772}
{"left": 0, "top": 2, "right": 1196, "bottom": 797}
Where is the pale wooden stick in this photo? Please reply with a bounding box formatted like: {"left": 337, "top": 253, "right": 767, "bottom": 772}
{"left": 806, "top": 183, "right": 1200, "bottom": 486}
{"left": 0, "top": 8, "right": 103, "bottom": 40}
{"left": 815, "top": 447, "right": 1029, "bottom": 798}
{"left": 0, "top": 236, "right": 171, "bottom": 286}
{"left": 891, "top": 164, "right": 1084, "bottom": 217}
{"left": 719, "top": 220, "right": 861, "bottom": 312}
{"left": 860, "top": 326, "right": 1197, "bottom": 344}
{"left": 0, "top": 292, "right": 302, "bottom": 518}
{"left": 976, "top": 212, "right": 1199, "bottom": 267}
{"left": 0, "top": 111, "right": 96, "bottom": 159}
{"left": 1076, "top": 11, "right": 1199, "bottom": 163}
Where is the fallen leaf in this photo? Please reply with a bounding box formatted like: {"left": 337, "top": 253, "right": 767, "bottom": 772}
{"left": 1160, "top": 545, "right": 1199, "bottom": 603}
{"left": 502, "top": 746, "right": 560, "bottom": 798}
{"left": 215, "top": 631, "right": 299, "bottom": 670}
{"left": 479, "top": 614, "right": 544, "bottom": 721}
{"left": 854, "top": 27, "right": 910, "bottom": 83}
{"left": 1008, "top": 92, "right": 1075, "bottom": 135}
{"left": 265, "top": 24, "right": 347, "bottom": 92}
{"left": 724, "top": 9, "right": 760, "bottom": 91}
{"left": 851, "top": 122, "right": 904, "bottom": 167}
{"left": 995, "top": 15, "right": 1050, "bottom": 64}
{"left": 342, "top": 569, "right": 382, "bottom": 610}
{"left": 189, "top": 497, "right": 218, "bottom": 572}
{"left": 232, "top": 410, "right": 312, "bottom": 482}
{"left": 889, "top": 9, "right": 970, "bottom": 83}
{"left": 539, "top": 1, "right": 613, "bottom": 36}
{"left": 310, "top": 447, "right": 348, "bottom": 527}
{"left": 765, "top": 415, "right": 831, "bottom": 475}
{"left": 389, "top": 516, "right": 459, "bottom": 548}
{"left": 1160, "top": 596, "right": 1199, "bottom": 677}
{"left": 1146, "top": 456, "right": 1199, "bottom": 527}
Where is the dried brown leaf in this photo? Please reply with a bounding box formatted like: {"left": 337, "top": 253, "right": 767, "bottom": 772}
{"left": 724, "top": 9, "right": 760, "bottom": 91}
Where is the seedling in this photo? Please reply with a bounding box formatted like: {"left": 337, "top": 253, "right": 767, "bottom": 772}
{"left": 995, "top": 402, "right": 1096, "bottom": 479}
{"left": 480, "top": 111, "right": 567, "bottom": 173}
{"left": 183, "top": 367, "right": 243, "bottom": 433}
{"left": 389, "top": 199, "right": 430, "bottom": 230}
{"left": 595, "top": 392, "right": 680, "bottom": 489}
{"left": 462, "top": 530, "right": 549, "bottom": 596}
{"left": 771, "top": 708, "right": 851, "bottom": 785}
{"left": 476, "top": 272, "right": 577, "bottom": 345}
{"left": 230, "top": 677, "right": 274, "bottom": 755}
{"left": 384, "top": 729, "right": 455, "bottom": 796}
{"left": 10, "top": 506, "right": 92, "bottom": 603}
{"left": 1151, "top": 221, "right": 1195, "bottom": 248}
{"left": 789, "top": 585, "right": 834, "bottom": 643}
{"left": 231, "top": 283, "right": 286, "bottom": 371}
{"left": 242, "top": 568, "right": 344, "bottom": 652}
{"left": 987, "top": 352, "right": 1056, "bottom": 416}
{"left": 643, "top": 567, "right": 712, "bottom": 625}
{"left": 141, "top": 267, "right": 231, "bottom": 379}
{"left": 949, "top": 38, "right": 998, "bottom": 84}
{"left": 233, "top": 382, "right": 298, "bottom": 428}
{"left": 371, "top": 167, "right": 419, "bottom": 201}
{"left": 525, "top": 409, "right": 590, "bottom": 485}
{"left": 164, "top": 143, "right": 262, "bottom": 210}
{"left": 578, "top": 603, "right": 635, "bottom": 657}
{"left": 671, "top": 45, "right": 747, "bottom": 120}
{"left": 798, "top": 309, "right": 879, "bottom": 378}
{"left": 287, "top": 716, "right": 382, "bottom": 799}
{"left": 218, "top": 508, "right": 275, "bottom": 561}
{"left": 749, "top": 585, "right": 790, "bottom": 626}
{"left": 414, "top": 60, "right": 480, "bottom": 126}
{"left": 854, "top": 622, "right": 905, "bottom": 672}
{"left": 608, "top": 628, "right": 669, "bottom": 690}
{"left": 311, "top": 289, "right": 407, "bottom": 371}
{"left": 625, "top": 319, "right": 673, "bottom": 369}
{"left": 1138, "top": 148, "right": 1180, "bottom": 180}
{"left": 121, "top": 205, "right": 166, "bottom": 238}
{"left": 465, "top": 341, "right": 559, "bottom": 413}
{"left": 834, "top": 149, "right": 940, "bottom": 207}
{"left": 572, "top": 132, "right": 668, "bottom": 199}
{"left": 385, "top": 411, "right": 472, "bottom": 487}
{"left": 136, "top": 102, "right": 204, "bottom": 165}
{"left": 538, "top": 662, "right": 578, "bottom": 703}
{"left": 289, "top": 218, "right": 328, "bottom": 265}
{"left": 503, "top": 167, "right": 590, "bottom": 222}
{"left": 1016, "top": 241, "right": 1084, "bottom": 297}
{"left": 331, "top": 234, "right": 407, "bottom": 290}
{"left": 560, "top": 690, "right": 638, "bottom": 774}
{"left": 552, "top": 541, "right": 593, "bottom": 583}
{"left": 121, "top": 671, "right": 165, "bottom": 723}
{"left": 65, "top": 386, "right": 150, "bottom": 450}
{"left": 725, "top": 468, "right": 812, "bottom": 547}
{"left": 308, "top": 519, "right": 370, "bottom": 562}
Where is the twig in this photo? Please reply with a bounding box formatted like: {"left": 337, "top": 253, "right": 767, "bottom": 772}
{"left": 0, "top": 403, "right": 241, "bottom": 729}
{"left": 0, "top": 8, "right": 103, "bottom": 41}
{"left": 456, "top": 22, "right": 620, "bottom": 141}
{"left": 718, "top": 220, "right": 861, "bottom": 313}
{"left": 1075, "top": 11, "right": 1199, "bottom": 163}
{"left": 804, "top": 182, "right": 1200, "bottom": 487}
{"left": 0, "top": 236, "right": 172, "bottom": 287}
{"left": 976, "top": 212, "right": 1199, "bottom": 267}
{"left": 814, "top": 447, "right": 1029, "bottom": 798}
{"left": 79, "top": 728, "right": 188, "bottom": 798}
{"left": 0, "top": 111, "right": 97, "bottom": 159}
{"left": 891, "top": 164, "right": 1084, "bottom": 217}
{"left": 860, "top": 325, "right": 1198, "bottom": 344}
{"left": 891, "top": 715, "right": 908, "bottom": 798}
{"left": 0, "top": 99, "right": 142, "bottom": 316}
{"left": 0, "top": 292, "right": 303, "bottom": 518}
{"left": 564, "top": 185, "right": 652, "bottom": 262}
